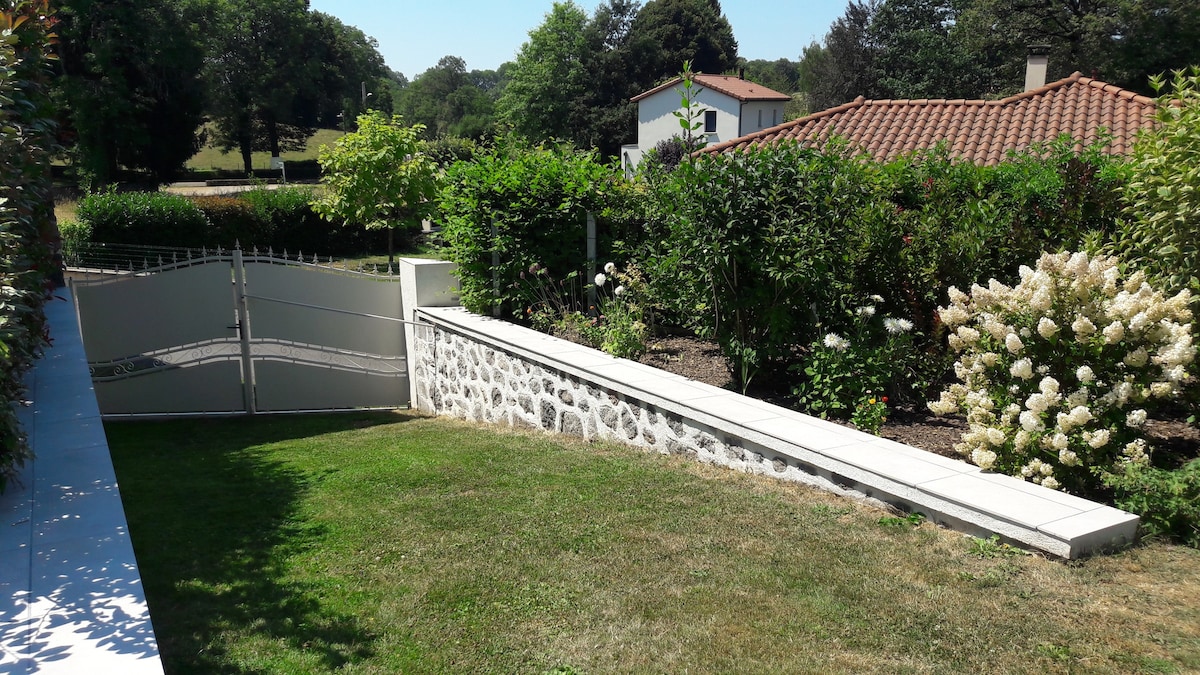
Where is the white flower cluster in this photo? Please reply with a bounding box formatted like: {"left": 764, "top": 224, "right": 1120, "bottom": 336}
{"left": 927, "top": 251, "right": 1194, "bottom": 490}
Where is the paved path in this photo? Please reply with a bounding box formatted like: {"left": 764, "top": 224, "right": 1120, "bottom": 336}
{"left": 0, "top": 288, "right": 162, "bottom": 674}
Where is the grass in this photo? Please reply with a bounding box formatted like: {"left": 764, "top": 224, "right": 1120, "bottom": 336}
{"left": 108, "top": 413, "right": 1200, "bottom": 674}
{"left": 185, "top": 127, "right": 344, "bottom": 172}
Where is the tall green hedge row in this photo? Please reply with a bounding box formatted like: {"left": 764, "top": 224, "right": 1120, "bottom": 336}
{"left": 437, "top": 138, "right": 1128, "bottom": 396}
{"left": 0, "top": 3, "right": 59, "bottom": 492}
{"left": 71, "top": 186, "right": 380, "bottom": 256}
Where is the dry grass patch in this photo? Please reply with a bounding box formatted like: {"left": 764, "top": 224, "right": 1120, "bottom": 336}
{"left": 107, "top": 412, "right": 1200, "bottom": 674}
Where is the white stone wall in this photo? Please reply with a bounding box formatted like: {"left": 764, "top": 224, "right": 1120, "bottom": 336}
{"left": 412, "top": 321, "right": 869, "bottom": 501}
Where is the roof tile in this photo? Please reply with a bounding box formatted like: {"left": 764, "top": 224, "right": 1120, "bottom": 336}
{"left": 702, "top": 72, "right": 1157, "bottom": 165}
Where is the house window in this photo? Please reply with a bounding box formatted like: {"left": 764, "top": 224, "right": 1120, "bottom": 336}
{"left": 704, "top": 110, "right": 717, "bottom": 133}
{"left": 772, "top": 108, "right": 778, "bottom": 126}
{"left": 757, "top": 109, "right": 762, "bottom": 127}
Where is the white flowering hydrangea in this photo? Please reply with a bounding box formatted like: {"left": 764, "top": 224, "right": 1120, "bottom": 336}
{"left": 928, "top": 251, "right": 1194, "bottom": 494}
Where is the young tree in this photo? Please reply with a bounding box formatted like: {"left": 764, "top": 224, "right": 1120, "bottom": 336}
{"left": 313, "top": 112, "right": 439, "bottom": 267}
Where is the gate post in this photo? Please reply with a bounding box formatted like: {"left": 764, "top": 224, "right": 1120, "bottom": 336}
{"left": 232, "top": 248, "right": 257, "bottom": 414}
{"left": 587, "top": 212, "right": 597, "bottom": 314}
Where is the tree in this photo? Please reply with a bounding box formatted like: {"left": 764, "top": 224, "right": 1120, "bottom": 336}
{"left": 204, "top": 0, "right": 317, "bottom": 173}
{"left": 302, "top": 11, "right": 390, "bottom": 127}
{"left": 399, "top": 56, "right": 499, "bottom": 139}
{"left": 314, "top": 112, "right": 439, "bottom": 267}
{"left": 56, "top": 0, "right": 207, "bottom": 185}
{"left": 496, "top": 2, "right": 590, "bottom": 143}
{"left": 626, "top": 0, "right": 738, "bottom": 82}
{"left": 803, "top": 1, "right": 881, "bottom": 111}
{"left": 871, "top": 0, "right": 994, "bottom": 99}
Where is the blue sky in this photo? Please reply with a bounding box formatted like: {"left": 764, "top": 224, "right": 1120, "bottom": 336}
{"left": 307, "top": 0, "right": 850, "bottom": 79}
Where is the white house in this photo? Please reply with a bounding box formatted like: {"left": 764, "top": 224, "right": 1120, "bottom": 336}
{"left": 621, "top": 73, "right": 792, "bottom": 174}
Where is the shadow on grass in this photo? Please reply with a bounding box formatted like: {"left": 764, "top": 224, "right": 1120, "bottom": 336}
{"left": 107, "top": 411, "right": 412, "bottom": 674}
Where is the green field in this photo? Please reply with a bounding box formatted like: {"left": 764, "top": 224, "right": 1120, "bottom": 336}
{"left": 186, "top": 127, "right": 344, "bottom": 172}
{"left": 108, "top": 412, "right": 1200, "bottom": 674}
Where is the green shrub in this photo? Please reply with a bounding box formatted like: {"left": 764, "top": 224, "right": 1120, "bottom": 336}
{"left": 76, "top": 190, "right": 210, "bottom": 247}
{"left": 189, "top": 195, "right": 266, "bottom": 246}
{"left": 928, "top": 251, "right": 1194, "bottom": 496}
{"left": 59, "top": 219, "right": 92, "bottom": 264}
{"left": 0, "top": 5, "right": 57, "bottom": 493}
{"left": 246, "top": 186, "right": 375, "bottom": 256}
{"left": 1104, "top": 459, "right": 1200, "bottom": 547}
{"left": 1110, "top": 67, "right": 1200, "bottom": 296}
{"left": 439, "top": 139, "right": 641, "bottom": 316}
{"left": 791, "top": 300, "right": 916, "bottom": 419}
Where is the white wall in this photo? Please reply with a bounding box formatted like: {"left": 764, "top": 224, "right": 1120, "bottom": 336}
{"left": 633, "top": 87, "right": 742, "bottom": 158}
{"left": 740, "top": 101, "right": 785, "bottom": 136}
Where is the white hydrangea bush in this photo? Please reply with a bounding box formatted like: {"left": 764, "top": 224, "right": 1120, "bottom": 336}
{"left": 928, "top": 251, "right": 1194, "bottom": 494}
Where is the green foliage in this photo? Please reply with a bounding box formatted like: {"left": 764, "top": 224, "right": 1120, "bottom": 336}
{"left": 877, "top": 512, "right": 924, "bottom": 531}
{"left": 634, "top": 140, "right": 1124, "bottom": 399}
{"left": 189, "top": 196, "right": 267, "bottom": 246}
{"left": 1104, "top": 459, "right": 1200, "bottom": 548}
{"left": 496, "top": 2, "right": 590, "bottom": 144}
{"left": 57, "top": 0, "right": 207, "bottom": 185}
{"left": 1111, "top": 67, "right": 1200, "bottom": 296}
{"left": 438, "top": 139, "right": 641, "bottom": 316}
{"left": 0, "top": 2, "right": 58, "bottom": 492}
{"left": 639, "top": 142, "right": 874, "bottom": 392}
{"left": 315, "top": 111, "right": 439, "bottom": 233}
{"left": 968, "top": 534, "right": 1027, "bottom": 559}
{"left": 76, "top": 190, "right": 211, "bottom": 248}
{"left": 792, "top": 302, "right": 916, "bottom": 419}
{"left": 851, "top": 395, "right": 890, "bottom": 435}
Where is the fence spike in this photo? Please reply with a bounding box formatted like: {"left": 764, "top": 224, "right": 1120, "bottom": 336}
{"left": 312, "top": 252, "right": 319, "bottom": 264}
{"left": 296, "top": 250, "right": 304, "bottom": 262}
{"left": 282, "top": 248, "right": 288, "bottom": 260}
{"left": 234, "top": 239, "right": 241, "bottom": 251}
{"left": 252, "top": 244, "right": 259, "bottom": 256}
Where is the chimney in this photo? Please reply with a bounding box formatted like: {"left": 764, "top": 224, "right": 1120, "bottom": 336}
{"left": 1024, "top": 45, "right": 1050, "bottom": 91}
{"left": 738, "top": 66, "right": 745, "bottom": 80}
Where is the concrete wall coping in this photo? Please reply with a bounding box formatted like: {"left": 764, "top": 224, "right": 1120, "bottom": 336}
{"left": 415, "top": 306, "right": 1140, "bottom": 558}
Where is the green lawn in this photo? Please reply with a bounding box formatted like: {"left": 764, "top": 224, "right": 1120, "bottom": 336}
{"left": 186, "top": 127, "right": 344, "bottom": 172}
{"left": 107, "top": 413, "right": 1200, "bottom": 674}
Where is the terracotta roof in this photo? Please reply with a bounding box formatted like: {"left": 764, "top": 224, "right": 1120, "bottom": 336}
{"left": 631, "top": 74, "right": 792, "bottom": 103}
{"left": 701, "top": 72, "right": 1158, "bottom": 165}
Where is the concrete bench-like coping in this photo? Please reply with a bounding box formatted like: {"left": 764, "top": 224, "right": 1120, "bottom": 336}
{"left": 415, "top": 306, "right": 1139, "bottom": 559}
{"left": 0, "top": 289, "right": 163, "bottom": 673}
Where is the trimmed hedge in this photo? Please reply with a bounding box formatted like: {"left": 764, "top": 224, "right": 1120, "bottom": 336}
{"left": 73, "top": 186, "right": 379, "bottom": 256}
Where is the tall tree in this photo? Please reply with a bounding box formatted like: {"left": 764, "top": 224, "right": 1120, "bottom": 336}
{"left": 496, "top": 2, "right": 591, "bottom": 143}
{"left": 398, "top": 56, "right": 499, "bottom": 139}
{"left": 204, "top": 0, "right": 315, "bottom": 173}
{"left": 56, "top": 0, "right": 207, "bottom": 185}
{"left": 872, "top": 0, "right": 994, "bottom": 99}
{"left": 626, "top": 0, "right": 738, "bottom": 82}
{"left": 803, "top": 1, "right": 881, "bottom": 111}
{"left": 302, "top": 11, "right": 389, "bottom": 127}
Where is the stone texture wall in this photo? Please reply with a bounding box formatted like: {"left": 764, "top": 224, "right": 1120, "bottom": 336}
{"left": 412, "top": 321, "right": 864, "bottom": 499}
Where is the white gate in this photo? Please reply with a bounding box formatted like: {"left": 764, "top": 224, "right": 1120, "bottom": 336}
{"left": 71, "top": 249, "right": 412, "bottom": 415}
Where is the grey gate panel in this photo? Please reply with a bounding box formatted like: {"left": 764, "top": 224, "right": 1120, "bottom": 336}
{"left": 71, "top": 251, "right": 411, "bottom": 416}
{"left": 241, "top": 261, "right": 409, "bottom": 412}
{"left": 73, "top": 259, "right": 245, "bottom": 415}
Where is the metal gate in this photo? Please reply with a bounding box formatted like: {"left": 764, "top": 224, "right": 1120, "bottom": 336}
{"left": 71, "top": 249, "right": 412, "bottom": 415}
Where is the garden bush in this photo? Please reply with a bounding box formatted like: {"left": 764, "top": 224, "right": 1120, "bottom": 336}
{"left": 439, "top": 139, "right": 643, "bottom": 316}
{"left": 0, "top": 3, "right": 58, "bottom": 492}
{"left": 928, "top": 251, "right": 1194, "bottom": 496}
{"left": 189, "top": 195, "right": 267, "bottom": 246}
{"left": 1109, "top": 67, "right": 1200, "bottom": 297}
{"left": 77, "top": 190, "right": 210, "bottom": 248}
